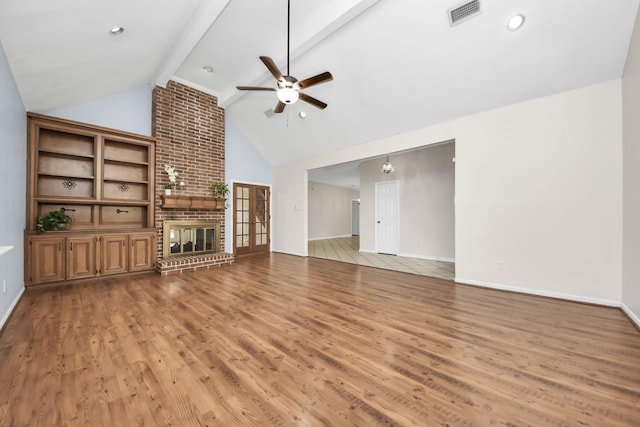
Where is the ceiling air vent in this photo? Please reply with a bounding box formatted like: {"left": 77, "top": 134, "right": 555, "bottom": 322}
{"left": 448, "top": 0, "right": 481, "bottom": 26}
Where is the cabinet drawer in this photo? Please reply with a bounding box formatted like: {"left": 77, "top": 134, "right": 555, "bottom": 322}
{"left": 99, "top": 206, "right": 146, "bottom": 228}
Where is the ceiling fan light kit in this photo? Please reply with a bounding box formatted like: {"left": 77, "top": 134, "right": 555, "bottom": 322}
{"left": 276, "top": 76, "right": 300, "bottom": 104}
{"left": 236, "top": 0, "right": 333, "bottom": 114}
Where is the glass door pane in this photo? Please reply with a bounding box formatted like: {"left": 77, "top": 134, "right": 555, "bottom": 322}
{"left": 235, "top": 185, "right": 250, "bottom": 250}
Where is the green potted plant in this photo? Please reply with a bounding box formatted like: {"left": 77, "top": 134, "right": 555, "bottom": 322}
{"left": 210, "top": 182, "right": 229, "bottom": 199}
{"left": 210, "top": 182, "right": 229, "bottom": 209}
{"left": 164, "top": 183, "right": 172, "bottom": 195}
{"left": 36, "top": 209, "right": 72, "bottom": 233}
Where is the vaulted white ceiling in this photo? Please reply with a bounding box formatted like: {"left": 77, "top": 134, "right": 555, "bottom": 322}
{"left": 1, "top": 0, "right": 638, "bottom": 168}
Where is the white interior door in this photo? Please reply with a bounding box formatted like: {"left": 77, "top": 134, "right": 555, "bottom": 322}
{"left": 375, "top": 181, "right": 399, "bottom": 254}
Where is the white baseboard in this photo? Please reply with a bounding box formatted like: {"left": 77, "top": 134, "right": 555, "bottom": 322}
{"left": 273, "top": 250, "right": 307, "bottom": 257}
{"left": 308, "top": 234, "right": 353, "bottom": 241}
{"left": 398, "top": 252, "right": 455, "bottom": 263}
{"left": 455, "top": 277, "right": 620, "bottom": 307}
{"left": 357, "top": 250, "right": 454, "bottom": 263}
{"left": 621, "top": 302, "right": 640, "bottom": 329}
{"left": 0, "top": 286, "right": 25, "bottom": 331}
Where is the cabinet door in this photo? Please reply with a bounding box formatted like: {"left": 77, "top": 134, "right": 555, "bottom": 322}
{"left": 29, "top": 236, "right": 65, "bottom": 284}
{"left": 67, "top": 236, "right": 97, "bottom": 279}
{"left": 129, "top": 233, "right": 155, "bottom": 272}
{"left": 101, "top": 234, "right": 128, "bottom": 275}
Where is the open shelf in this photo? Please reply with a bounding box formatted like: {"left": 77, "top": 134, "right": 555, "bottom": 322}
{"left": 39, "top": 148, "right": 95, "bottom": 159}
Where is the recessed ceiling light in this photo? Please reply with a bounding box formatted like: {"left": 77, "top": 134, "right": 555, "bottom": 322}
{"left": 109, "top": 27, "right": 125, "bottom": 35}
{"left": 201, "top": 65, "right": 214, "bottom": 73}
{"left": 298, "top": 111, "right": 306, "bottom": 119}
{"left": 507, "top": 14, "right": 525, "bottom": 31}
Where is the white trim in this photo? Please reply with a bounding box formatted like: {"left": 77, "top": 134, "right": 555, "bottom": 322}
{"left": 621, "top": 302, "right": 640, "bottom": 329}
{"left": 357, "top": 249, "right": 454, "bottom": 263}
{"left": 398, "top": 252, "right": 455, "bottom": 263}
{"left": 0, "top": 286, "right": 25, "bottom": 331}
{"left": 308, "top": 234, "right": 353, "bottom": 241}
{"left": 455, "top": 277, "right": 620, "bottom": 307}
{"left": 169, "top": 77, "right": 221, "bottom": 99}
{"left": 274, "top": 250, "right": 307, "bottom": 257}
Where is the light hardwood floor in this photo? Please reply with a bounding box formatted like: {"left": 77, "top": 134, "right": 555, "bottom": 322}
{"left": 308, "top": 236, "right": 455, "bottom": 280}
{"left": 1, "top": 253, "right": 639, "bottom": 426}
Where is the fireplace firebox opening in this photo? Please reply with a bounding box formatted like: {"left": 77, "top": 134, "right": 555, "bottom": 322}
{"left": 163, "top": 220, "right": 220, "bottom": 259}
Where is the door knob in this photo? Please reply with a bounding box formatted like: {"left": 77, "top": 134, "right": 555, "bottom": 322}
{"left": 377, "top": 221, "right": 381, "bottom": 223}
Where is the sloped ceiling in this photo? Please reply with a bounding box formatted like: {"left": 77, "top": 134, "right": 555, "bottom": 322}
{"left": 0, "top": 0, "right": 638, "bottom": 168}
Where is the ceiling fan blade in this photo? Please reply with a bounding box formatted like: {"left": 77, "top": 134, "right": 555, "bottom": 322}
{"left": 298, "top": 71, "right": 333, "bottom": 89}
{"left": 260, "top": 56, "right": 284, "bottom": 82}
{"left": 299, "top": 92, "right": 328, "bottom": 110}
{"left": 236, "top": 86, "right": 276, "bottom": 91}
{"left": 274, "top": 101, "right": 286, "bottom": 114}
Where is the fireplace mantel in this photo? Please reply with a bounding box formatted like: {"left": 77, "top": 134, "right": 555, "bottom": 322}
{"left": 161, "top": 195, "right": 226, "bottom": 210}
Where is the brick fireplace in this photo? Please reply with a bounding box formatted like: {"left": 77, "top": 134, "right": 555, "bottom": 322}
{"left": 152, "top": 81, "right": 234, "bottom": 274}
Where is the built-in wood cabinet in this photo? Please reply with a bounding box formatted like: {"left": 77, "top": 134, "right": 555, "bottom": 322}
{"left": 25, "top": 113, "right": 157, "bottom": 286}
{"left": 26, "top": 232, "right": 156, "bottom": 285}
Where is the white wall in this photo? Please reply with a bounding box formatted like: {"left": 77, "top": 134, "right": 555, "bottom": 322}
{"left": 0, "top": 40, "right": 26, "bottom": 329}
{"left": 308, "top": 181, "right": 359, "bottom": 240}
{"left": 47, "top": 84, "right": 153, "bottom": 136}
{"left": 273, "top": 80, "right": 622, "bottom": 304}
{"left": 622, "top": 8, "right": 640, "bottom": 325}
{"left": 359, "top": 143, "right": 455, "bottom": 261}
{"left": 225, "top": 120, "right": 273, "bottom": 252}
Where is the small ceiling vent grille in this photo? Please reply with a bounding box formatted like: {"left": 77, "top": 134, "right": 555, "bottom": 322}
{"left": 448, "top": 0, "right": 481, "bottom": 26}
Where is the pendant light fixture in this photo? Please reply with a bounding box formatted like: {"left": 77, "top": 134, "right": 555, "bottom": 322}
{"left": 381, "top": 155, "right": 394, "bottom": 174}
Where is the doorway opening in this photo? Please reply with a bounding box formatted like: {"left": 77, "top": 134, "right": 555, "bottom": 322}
{"left": 307, "top": 141, "right": 456, "bottom": 280}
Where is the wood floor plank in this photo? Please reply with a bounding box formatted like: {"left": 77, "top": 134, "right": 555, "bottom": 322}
{"left": 1, "top": 253, "right": 639, "bottom": 426}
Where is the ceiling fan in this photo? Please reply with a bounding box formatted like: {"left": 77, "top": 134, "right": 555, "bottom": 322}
{"left": 236, "top": 0, "right": 333, "bottom": 114}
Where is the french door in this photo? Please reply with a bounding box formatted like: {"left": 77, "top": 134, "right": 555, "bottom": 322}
{"left": 233, "top": 183, "right": 270, "bottom": 255}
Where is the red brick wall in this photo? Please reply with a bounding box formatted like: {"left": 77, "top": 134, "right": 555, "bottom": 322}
{"left": 152, "top": 81, "right": 227, "bottom": 261}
